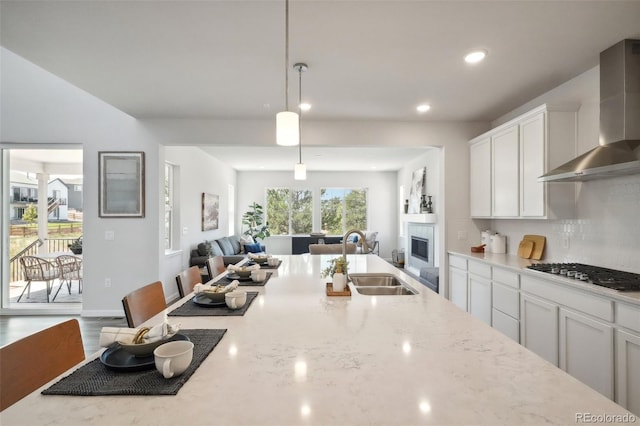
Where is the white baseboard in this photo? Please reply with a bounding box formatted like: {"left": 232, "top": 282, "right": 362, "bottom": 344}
{"left": 80, "top": 309, "right": 125, "bottom": 318}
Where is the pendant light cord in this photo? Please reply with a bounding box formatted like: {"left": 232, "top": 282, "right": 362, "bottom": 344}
{"left": 298, "top": 66, "right": 302, "bottom": 163}
{"left": 284, "top": 0, "right": 290, "bottom": 112}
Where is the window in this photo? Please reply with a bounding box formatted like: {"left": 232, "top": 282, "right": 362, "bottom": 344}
{"left": 321, "top": 188, "right": 367, "bottom": 235}
{"left": 266, "top": 188, "right": 312, "bottom": 235}
{"left": 164, "top": 162, "right": 179, "bottom": 251}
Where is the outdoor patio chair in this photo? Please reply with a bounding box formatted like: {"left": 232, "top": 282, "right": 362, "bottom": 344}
{"left": 122, "top": 281, "right": 167, "bottom": 328}
{"left": 17, "top": 256, "right": 61, "bottom": 303}
{"left": 0, "top": 319, "right": 85, "bottom": 411}
{"left": 56, "top": 255, "right": 83, "bottom": 295}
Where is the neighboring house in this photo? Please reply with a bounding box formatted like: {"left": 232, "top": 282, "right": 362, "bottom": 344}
{"left": 61, "top": 178, "right": 83, "bottom": 212}
{"left": 47, "top": 178, "right": 69, "bottom": 221}
{"left": 8, "top": 172, "right": 79, "bottom": 221}
{"left": 8, "top": 171, "right": 38, "bottom": 221}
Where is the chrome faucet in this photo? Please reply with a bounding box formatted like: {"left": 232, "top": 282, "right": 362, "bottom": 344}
{"left": 342, "top": 229, "right": 369, "bottom": 257}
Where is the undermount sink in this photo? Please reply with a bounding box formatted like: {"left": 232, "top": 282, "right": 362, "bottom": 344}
{"left": 355, "top": 286, "right": 417, "bottom": 296}
{"left": 349, "top": 273, "right": 403, "bottom": 287}
{"left": 349, "top": 273, "right": 417, "bottom": 296}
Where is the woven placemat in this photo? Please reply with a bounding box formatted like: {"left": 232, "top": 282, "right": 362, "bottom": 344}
{"left": 42, "top": 329, "right": 226, "bottom": 396}
{"left": 168, "top": 291, "right": 258, "bottom": 317}
{"left": 259, "top": 260, "right": 282, "bottom": 270}
{"left": 216, "top": 272, "right": 272, "bottom": 287}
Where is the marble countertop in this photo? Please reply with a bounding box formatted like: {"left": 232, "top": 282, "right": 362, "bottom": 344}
{"left": 449, "top": 250, "right": 640, "bottom": 305}
{"left": 2, "top": 255, "right": 633, "bottom": 425}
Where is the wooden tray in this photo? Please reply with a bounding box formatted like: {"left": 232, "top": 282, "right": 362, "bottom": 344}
{"left": 523, "top": 234, "right": 546, "bottom": 260}
{"left": 326, "top": 282, "right": 351, "bottom": 296}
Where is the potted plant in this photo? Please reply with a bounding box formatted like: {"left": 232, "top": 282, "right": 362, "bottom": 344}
{"left": 68, "top": 237, "right": 83, "bottom": 255}
{"left": 321, "top": 256, "right": 349, "bottom": 279}
{"left": 242, "top": 202, "right": 271, "bottom": 241}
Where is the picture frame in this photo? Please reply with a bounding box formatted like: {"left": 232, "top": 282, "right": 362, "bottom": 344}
{"left": 202, "top": 193, "right": 220, "bottom": 231}
{"left": 98, "top": 151, "right": 145, "bottom": 218}
{"left": 409, "top": 166, "right": 426, "bottom": 213}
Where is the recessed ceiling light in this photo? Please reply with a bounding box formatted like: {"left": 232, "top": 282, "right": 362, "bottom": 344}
{"left": 464, "top": 50, "right": 487, "bottom": 64}
{"left": 416, "top": 104, "right": 431, "bottom": 113}
{"left": 299, "top": 103, "right": 311, "bottom": 111}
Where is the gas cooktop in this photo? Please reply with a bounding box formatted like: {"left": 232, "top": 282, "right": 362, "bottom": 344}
{"left": 526, "top": 263, "right": 640, "bottom": 292}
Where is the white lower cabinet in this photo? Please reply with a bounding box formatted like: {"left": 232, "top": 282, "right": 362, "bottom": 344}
{"left": 447, "top": 253, "right": 640, "bottom": 413}
{"left": 469, "top": 274, "right": 492, "bottom": 325}
{"left": 449, "top": 267, "right": 468, "bottom": 311}
{"left": 616, "top": 329, "right": 640, "bottom": 414}
{"left": 492, "top": 279, "right": 520, "bottom": 341}
{"left": 559, "top": 308, "right": 614, "bottom": 399}
{"left": 492, "top": 308, "right": 519, "bottom": 341}
{"left": 520, "top": 293, "right": 559, "bottom": 366}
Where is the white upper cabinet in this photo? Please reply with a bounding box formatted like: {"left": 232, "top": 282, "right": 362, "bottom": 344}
{"left": 469, "top": 137, "right": 492, "bottom": 217}
{"left": 469, "top": 104, "right": 577, "bottom": 219}
{"left": 519, "top": 113, "right": 545, "bottom": 217}
{"left": 491, "top": 126, "right": 520, "bottom": 217}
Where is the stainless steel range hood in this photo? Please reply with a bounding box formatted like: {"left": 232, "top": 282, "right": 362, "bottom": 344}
{"left": 539, "top": 39, "right": 640, "bottom": 182}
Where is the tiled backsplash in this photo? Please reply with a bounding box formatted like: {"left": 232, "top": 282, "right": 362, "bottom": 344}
{"left": 491, "top": 174, "right": 640, "bottom": 274}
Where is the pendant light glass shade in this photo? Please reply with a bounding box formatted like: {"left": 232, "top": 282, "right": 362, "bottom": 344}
{"left": 294, "top": 162, "right": 306, "bottom": 180}
{"left": 276, "top": 111, "right": 299, "bottom": 146}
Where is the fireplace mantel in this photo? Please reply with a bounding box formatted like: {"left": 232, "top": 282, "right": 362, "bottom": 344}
{"left": 401, "top": 213, "right": 437, "bottom": 224}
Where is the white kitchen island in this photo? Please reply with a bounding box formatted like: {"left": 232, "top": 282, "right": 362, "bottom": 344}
{"left": 1, "top": 255, "right": 634, "bottom": 425}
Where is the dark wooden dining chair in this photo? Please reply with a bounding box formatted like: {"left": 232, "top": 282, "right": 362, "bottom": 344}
{"left": 205, "top": 256, "right": 226, "bottom": 282}
{"left": 121, "top": 281, "right": 167, "bottom": 328}
{"left": 176, "top": 266, "right": 203, "bottom": 298}
{"left": 0, "top": 319, "right": 85, "bottom": 411}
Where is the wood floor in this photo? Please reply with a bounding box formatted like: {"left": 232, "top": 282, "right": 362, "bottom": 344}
{"left": 0, "top": 315, "right": 128, "bottom": 357}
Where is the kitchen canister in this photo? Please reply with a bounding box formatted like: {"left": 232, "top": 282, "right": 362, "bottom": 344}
{"left": 481, "top": 230, "right": 496, "bottom": 252}
{"left": 490, "top": 234, "right": 506, "bottom": 254}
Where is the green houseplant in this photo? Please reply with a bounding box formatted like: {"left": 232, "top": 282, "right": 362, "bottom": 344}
{"left": 321, "top": 256, "right": 349, "bottom": 279}
{"left": 68, "top": 236, "right": 83, "bottom": 255}
{"left": 242, "top": 202, "right": 271, "bottom": 241}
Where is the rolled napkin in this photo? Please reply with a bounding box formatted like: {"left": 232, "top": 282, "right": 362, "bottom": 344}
{"left": 194, "top": 283, "right": 206, "bottom": 294}
{"left": 99, "top": 320, "right": 180, "bottom": 347}
{"left": 247, "top": 252, "right": 271, "bottom": 260}
{"left": 227, "top": 263, "right": 260, "bottom": 272}
{"left": 202, "top": 280, "right": 239, "bottom": 295}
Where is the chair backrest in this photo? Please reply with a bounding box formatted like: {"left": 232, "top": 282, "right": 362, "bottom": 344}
{"left": 205, "top": 256, "right": 226, "bottom": 281}
{"left": 122, "top": 281, "right": 167, "bottom": 327}
{"left": 19, "top": 256, "right": 57, "bottom": 281}
{"left": 309, "top": 243, "right": 356, "bottom": 254}
{"left": 0, "top": 319, "right": 85, "bottom": 411}
{"left": 175, "top": 266, "right": 202, "bottom": 298}
{"left": 56, "top": 255, "right": 82, "bottom": 279}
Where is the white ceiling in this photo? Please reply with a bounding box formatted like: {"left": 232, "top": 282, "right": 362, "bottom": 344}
{"left": 2, "top": 1, "right": 639, "bottom": 170}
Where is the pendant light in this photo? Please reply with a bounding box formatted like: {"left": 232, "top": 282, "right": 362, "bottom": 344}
{"left": 276, "top": 0, "right": 299, "bottom": 146}
{"left": 294, "top": 62, "right": 307, "bottom": 180}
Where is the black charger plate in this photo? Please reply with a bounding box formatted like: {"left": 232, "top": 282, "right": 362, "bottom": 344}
{"left": 100, "top": 334, "right": 190, "bottom": 372}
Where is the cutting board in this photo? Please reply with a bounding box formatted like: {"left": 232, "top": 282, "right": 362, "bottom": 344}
{"left": 523, "top": 234, "right": 546, "bottom": 260}
{"left": 517, "top": 239, "right": 534, "bottom": 258}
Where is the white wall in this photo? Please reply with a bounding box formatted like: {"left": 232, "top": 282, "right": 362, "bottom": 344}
{"left": 1, "top": 48, "right": 162, "bottom": 315}
{"left": 236, "top": 170, "right": 397, "bottom": 258}
{"left": 486, "top": 65, "right": 640, "bottom": 274}
{"left": 161, "top": 146, "right": 237, "bottom": 300}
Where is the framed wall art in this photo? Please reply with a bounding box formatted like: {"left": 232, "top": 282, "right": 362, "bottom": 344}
{"left": 408, "top": 166, "right": 426, "bottom": 213}
{"left": 98, "top": 151, "right": 145, "bottom": 218}
{"left": 202, "top": 193, "right": 220, "bottom": 231}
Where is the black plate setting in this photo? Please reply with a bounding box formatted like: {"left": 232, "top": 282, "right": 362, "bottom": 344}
{"left": 227, "top": 273, "right": 253, "bottom": 281}
{"left": 100, "top": 333, "right": 190, "bottom": 371}
{"left": 192, "top": 293, "right": 227, "bottom": 307}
